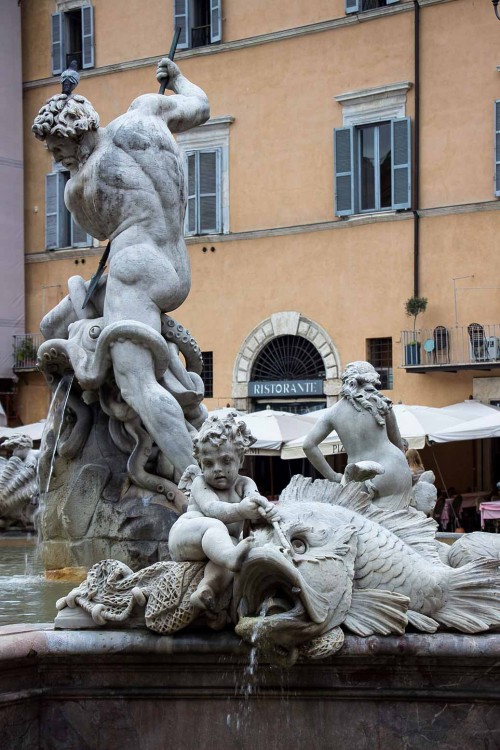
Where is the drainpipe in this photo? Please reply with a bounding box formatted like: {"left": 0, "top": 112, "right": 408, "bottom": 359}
{"left": 413, "top": 0, "right": 420, "bottom": 297}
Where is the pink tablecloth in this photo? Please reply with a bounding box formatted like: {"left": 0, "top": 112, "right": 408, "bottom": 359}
{"left": 479, "top": 500, "right": 500, "bottom": 528}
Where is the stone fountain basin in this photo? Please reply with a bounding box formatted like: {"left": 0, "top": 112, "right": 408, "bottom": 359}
{"left": 1, "top": 625, "right": 499, "bottom": 750}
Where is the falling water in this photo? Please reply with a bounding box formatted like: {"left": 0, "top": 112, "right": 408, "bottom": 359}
{"left": 36, "top": 373, "right": 74, "bottom": 528}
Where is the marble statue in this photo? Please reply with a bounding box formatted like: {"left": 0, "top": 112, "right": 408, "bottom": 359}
{"left": 169, "top": 414, "right": 280, "bottom": 614}
{"left": 0, "top": 435, "right": 39, "bottom": 530}
{"left": 33, "top": 59, "right": 499, "bottom": 666}
{"left": 32, "top": 59, "right": 211, "bottom": 571}
{"left": 56, "top": 462, "right": 500, "bottom": 667}
{"left": 304, "top": 361, "right": 417, "bottom": 510}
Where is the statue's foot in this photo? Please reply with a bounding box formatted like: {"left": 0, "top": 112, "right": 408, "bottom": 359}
{"left": 190, "top": 584, "right": 216, "bottom": 612}
{"left": 223, "top": 536, "right": 253, "bottom": 572}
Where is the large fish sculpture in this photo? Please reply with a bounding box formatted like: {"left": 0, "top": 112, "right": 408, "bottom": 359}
{"left": 234, "top": 475, "right": 500, "bottom": 666}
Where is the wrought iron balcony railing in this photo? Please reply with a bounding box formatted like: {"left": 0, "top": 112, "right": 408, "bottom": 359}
{"left": 13, "top": 334, "right": 43, "bottom": 372}
{"left": 401, "top": 324, "right": 500, "bottom": 371}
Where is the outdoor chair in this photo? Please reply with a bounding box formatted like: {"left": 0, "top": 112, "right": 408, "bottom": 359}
{"left": 433, "top": 326, "right": 449, "bottom": 364}
{"left": 468, "top": 323, "right": 488, "bottom": 362}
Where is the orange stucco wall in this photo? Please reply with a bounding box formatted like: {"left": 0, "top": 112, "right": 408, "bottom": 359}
{"left": 18, "top": 0, "right": 500, "bottom": 445}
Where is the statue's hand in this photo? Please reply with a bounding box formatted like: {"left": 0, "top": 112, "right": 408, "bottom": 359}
{"left": 246, "top": 493, "right": 281, "bottom": 523}
{"left": 156, "top": 57, "right": 180, "bottom": 89}
{"left": 238, "top": 497, "right": 264, "bottom": 521}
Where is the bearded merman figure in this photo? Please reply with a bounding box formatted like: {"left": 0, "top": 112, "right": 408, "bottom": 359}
{"left": 303, "top": 361, "right": 413, "bottom": 510}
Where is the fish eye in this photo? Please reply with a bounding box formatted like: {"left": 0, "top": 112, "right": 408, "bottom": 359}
{"left": 291, "top": 538, "right": 307, "bottom": 554}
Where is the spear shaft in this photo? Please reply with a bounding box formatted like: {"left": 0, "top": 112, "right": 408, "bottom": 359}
{"left": 158, "top": 26, "right": 182, "bottom": 95}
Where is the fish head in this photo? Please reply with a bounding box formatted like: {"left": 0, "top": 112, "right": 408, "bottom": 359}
{"left": 234, "top": 502, "right": 356, "bottom": 666}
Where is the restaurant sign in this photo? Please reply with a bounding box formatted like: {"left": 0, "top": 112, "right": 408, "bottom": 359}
{"left": 248, "top": 379, "right": 324, "bottom": 398}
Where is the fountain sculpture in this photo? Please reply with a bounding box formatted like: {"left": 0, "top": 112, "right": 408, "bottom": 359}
{"left": 30, "top": 57, "right": 500, "bottom": 666}
{"left": 0, "top": 435, "right": 38, "bottom": 530}
{"left": 32, "top": 56, "right": 209, "bottom": 572}
{"left": 0, "top": 54, "right": 497, "bottom": 749}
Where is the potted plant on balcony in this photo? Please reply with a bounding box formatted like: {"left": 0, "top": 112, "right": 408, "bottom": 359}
{"left": 14, "top": 337, "right": 37, "bottom": 368}
{"left": 404, "top": 296, "right": 428, "bottom": 365}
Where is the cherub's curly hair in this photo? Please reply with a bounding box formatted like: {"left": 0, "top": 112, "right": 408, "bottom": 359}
{"left": 193, "top": 412, "right": 256, "bottom": 461}
{"left": 32, "top": 93, "right": 99, "bottom": 141}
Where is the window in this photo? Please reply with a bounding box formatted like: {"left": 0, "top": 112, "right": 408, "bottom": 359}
{"left": 251, "top": 336, "right": 325, "bottom": 382}
{"left": 51, "top": 5, "right": 94, "bottom": 74}
{"left": 334, "top": 117, "right": 411, "bottom": 216}
{"left": 345, "top": 0, "right": 400, "bottom": 13}
{"left": 367, "top": 337, "right": 393, "bottom": 390}
{"left": 186, "top": 149, "right": 221, "bottom": 235}
{"left": 45, "top": 167, "right": 92, "bottom": 250}
{"left": 201, "top": 351, "right": 213, "bottom": 398}
{"left": 176, "top": 116, "right": 233, "bottom": 236}
{"left": 175, "top": 0, "right": 221, "bottom": 50}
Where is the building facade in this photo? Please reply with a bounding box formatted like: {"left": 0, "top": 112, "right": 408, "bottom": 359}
{"left": 0, "top": 0, "right": 25, "bottom": 422}
{"left": 17, "top": 1, "right": 500, "bottom": 457}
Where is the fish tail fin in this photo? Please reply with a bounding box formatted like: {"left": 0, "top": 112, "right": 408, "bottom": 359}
{"left": 406, "top": 610, "right": 439, "bottom": 633}
{"left": 435, "top": 559, "right": 500, "bottom": 633}
{"left": 344, "top": 588, "right": 409, "bottom": 636}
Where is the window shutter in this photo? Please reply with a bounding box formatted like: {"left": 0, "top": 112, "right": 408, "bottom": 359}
{"left": 495, "top": 101, "right": 500, "bottom": 197}
{"left": 391, "top": 117, "right": 411, "bottom": 209}
{"left": 71, "top": 217, "right": 91, "bottom": 248}
{"left": 174, "top": 0, "right": 189, "bottom": 50}
{"left": 210, "top": 0, "right": 222, "bottom": 43}
{"left": 345, "top": 0, "right": 360, "bottom": 13}
{"left": 386, "top": 0, "right": 400, "bottom": 5}
{"left": 185, "top": 152, "right": 197, "bottom": 235}
{"left": 51, "top": 13, "right": 64, "bottom": 75}
{"left": 334, "top": 127, "right": 355, "bottom": 217}
{"left": 198, "top": 149, "right": 220, "bottom": 233}
{"left": 81, "top": 6, "right": 94, "bottom": 69}
{"left": 45, "top": 172, "right": 66, "bottom": 250}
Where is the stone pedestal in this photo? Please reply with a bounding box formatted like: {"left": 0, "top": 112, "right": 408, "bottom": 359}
{"left": 1, "top": 625, "right": 499, "bottom": 749}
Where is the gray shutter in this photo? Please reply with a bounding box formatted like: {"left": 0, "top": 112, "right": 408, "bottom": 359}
{"left": 45, "top": 172, "right": 66, "bottom": 250}
{"left": 71, "top": 217, "right": 91, "bottom": 247}
{"left": 199, "top": 149, "right": 220, "bottom": 233}
{"left": 345, "top": 0, "right": 360, "bottom": 13}
{"left": 174, "top": 0, "right": 189, "bottom": 50}
{"left": 51, "top": 13, "right": 63, "bottom": 75}
{"left": 386, "top": 0, "right": 400, "bottom": 5}
{"left": 185, "top": 152, "right": 197, "bottom": 235}
{"left": 81, "top": 6, "right": 94, "bottom": 69}
{"left": 210, "top": 0, "right": 222, "bottom": 43}
{"left": 495, "top": 101, "right": 500, "bottom": 197}
{"left": 391, "top": 117, "right": 411, "bottom": 209}
{"left": 334, "top": 127, "right": 355, "bottom": 217}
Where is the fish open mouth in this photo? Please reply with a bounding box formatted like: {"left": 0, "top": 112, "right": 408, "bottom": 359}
{"left": 233, "top": 545, "right": 331, "bottom": 665}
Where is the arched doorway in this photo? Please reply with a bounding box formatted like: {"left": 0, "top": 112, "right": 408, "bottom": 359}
{"left": 232, "top": 311, "right": 342, "bottom": 413}
{"left": 250, "top": 334, "right": 326, "bottom": 413}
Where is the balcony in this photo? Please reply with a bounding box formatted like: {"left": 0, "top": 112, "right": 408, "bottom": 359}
{"left": 13, "top": 334, "right": 43, "bottom": 372}
{"left": 401, "top": 324, "right": 500, "bottom": 373}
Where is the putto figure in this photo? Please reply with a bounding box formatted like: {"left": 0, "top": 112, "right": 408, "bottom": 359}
{"left": 169, "top": 413, "right": 279, "bottom": 613}
{"left": 304, "top": 361, "right": 412, "bottom": 509}
{"left": 32, "top": 58, "right": 210, "bottom": 482}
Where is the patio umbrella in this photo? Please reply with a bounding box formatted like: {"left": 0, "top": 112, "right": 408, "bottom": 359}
{"left": 238, "top": 409, "right": 317, "bottom": 454}
{"left": 428, "top": 408, "right": 500, "bottom": 443}
{"left": 281, "top": 404, "right": 429, "bottom": 460}
{"left": 0, "top": 420, "right": 46, "bottom": 442}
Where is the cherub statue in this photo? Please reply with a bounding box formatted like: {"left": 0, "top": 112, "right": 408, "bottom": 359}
{"left": 169, "top": 413, "right": 280, "bottom": 613}
{"left": 304, "top": 361, "right": 413, "bottom": 510}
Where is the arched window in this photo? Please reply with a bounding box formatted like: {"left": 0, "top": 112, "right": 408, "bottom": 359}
{"left": 251, "top": 335, "right": 325, "bottom": 381}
